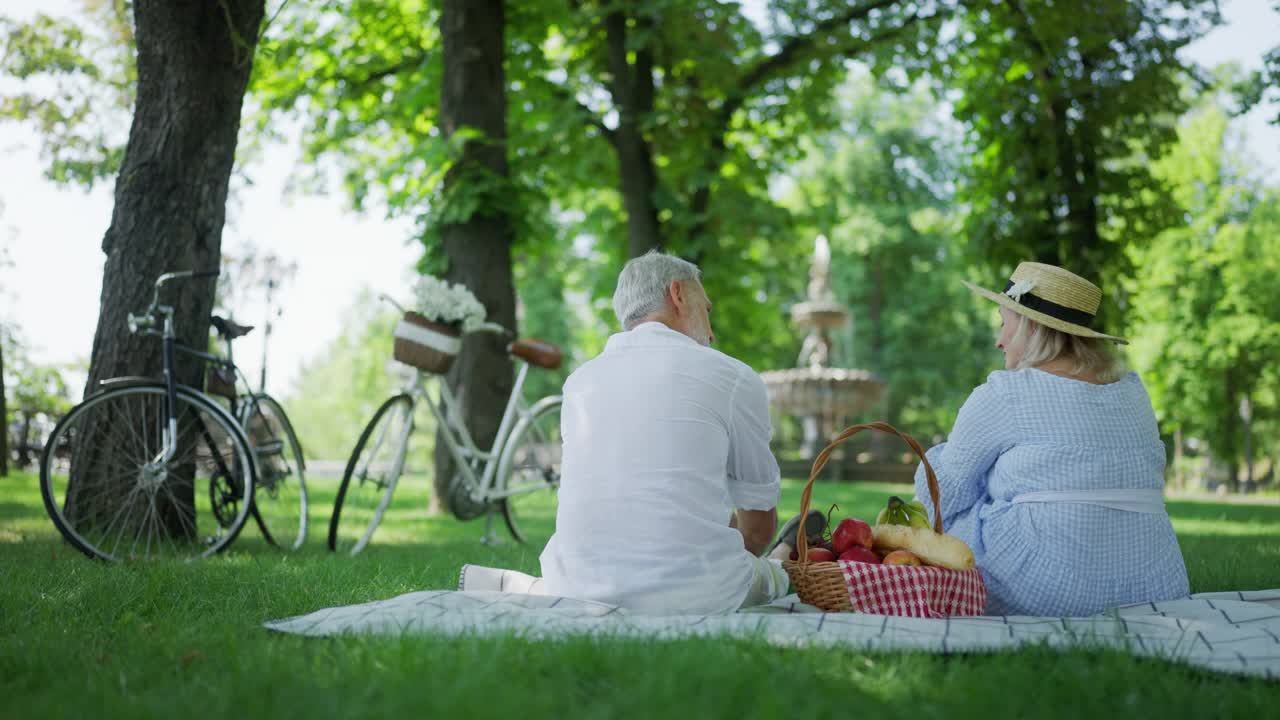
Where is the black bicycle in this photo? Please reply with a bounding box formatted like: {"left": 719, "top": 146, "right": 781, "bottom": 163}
{"left": 39, "top": 270, "right": 308, "bottom": 561}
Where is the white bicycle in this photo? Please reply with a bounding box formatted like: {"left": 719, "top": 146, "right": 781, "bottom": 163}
{"left": 327, "top": 297, "right": 564, "bottom": 555}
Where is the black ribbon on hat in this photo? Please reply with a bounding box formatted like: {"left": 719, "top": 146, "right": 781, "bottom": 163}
{"left": 1002, "top": 281, "right": 1095, "bottom": 327}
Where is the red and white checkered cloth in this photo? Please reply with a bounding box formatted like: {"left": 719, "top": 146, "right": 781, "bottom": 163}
{"left": 839, "top": 561, "right": 986, "bottom": 617}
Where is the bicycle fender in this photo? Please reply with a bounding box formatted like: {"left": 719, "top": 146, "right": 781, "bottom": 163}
{"left": 92, "top": 376, "right": 205, "bottom": 397}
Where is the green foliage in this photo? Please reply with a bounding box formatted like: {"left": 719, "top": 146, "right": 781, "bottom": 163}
{"left": 247, "top": 1, "right": 970, "bottom": 370}
{"left": 784, "top": 72, "right": 995, "bottom": 439}
{"left": 0, "top": 2, "right": 134, "bottom": 186}
{"left": 0, "top": 328, "right": 73, "bottom": 466}
{"left": 513, "top": 249, "right": 574, "bottom": 402}
{"left": 923, "top": 0, "right": 1221, "bottom": 331}
{"left": 1127, "top": 96, "right": 1280, "bottom": 476}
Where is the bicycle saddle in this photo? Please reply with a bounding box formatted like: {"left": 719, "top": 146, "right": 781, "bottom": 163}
{"left": 211, "top": 315, "right": 255, "bottom": 340}
{"left": 509, "top": 338, "right": 563, "bottom": 370}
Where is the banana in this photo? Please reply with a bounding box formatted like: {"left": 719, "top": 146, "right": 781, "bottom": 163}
{"left": 876, "top": 496, "right": 912, "bottom": 527}
{"left": 904, "top": 500, "right": 932, "bottom": 529}
{"left": 906, "top": 508, "right": 931, "bottom": 529}
{"left": 874, "top": 496, "right": 933, "bottom": 529}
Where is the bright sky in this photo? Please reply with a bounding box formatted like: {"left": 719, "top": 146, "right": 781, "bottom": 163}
{"left": 1, "top": 0, "right": 1277, "bottom": 401}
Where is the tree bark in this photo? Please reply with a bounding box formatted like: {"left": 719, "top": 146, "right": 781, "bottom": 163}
{"left": 1225, "top": 368, "right": 1240, "bottom": 493}
{"left": 432, "top": 0, "right": 517, "bottom": 520}
{"left": 74, "top": 0, "right": 265, "bottom": 529}
{"left": 17, "top": 414, "right": 31, "bottom": 468}
{"left": 604, "top": 8, "right": 663, "bottom": 258}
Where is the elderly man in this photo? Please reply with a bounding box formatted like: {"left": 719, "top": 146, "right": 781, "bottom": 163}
{"left": 540, "top": 251, "right": 820, "bottom": 614}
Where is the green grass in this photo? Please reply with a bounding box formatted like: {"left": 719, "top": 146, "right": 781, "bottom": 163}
{"left": 2, "top": 471, "right": 1278, "bottom": 718}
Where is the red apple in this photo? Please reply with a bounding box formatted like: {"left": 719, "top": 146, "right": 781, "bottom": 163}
{"left": 838, "top": 546, "right": 881, "bottom": 564}
{"left": 806, "top": 547, "right": 836, "bottom": 563}
{"left": 882, "top": 550, "right": 923, "bottom": 566}
{"left": 831, "top": 517, "right": 874, "bottom": 554}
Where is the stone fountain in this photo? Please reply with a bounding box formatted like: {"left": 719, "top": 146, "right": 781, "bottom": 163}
{"left": 760, "top": 236, "right": 883, "bottom": 459}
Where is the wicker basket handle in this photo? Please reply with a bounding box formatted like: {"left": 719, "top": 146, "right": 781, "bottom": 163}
{"left": 794, "top": 422, "right": 943, "bottom": 562}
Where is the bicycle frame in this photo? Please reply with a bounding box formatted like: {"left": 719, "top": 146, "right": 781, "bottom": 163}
{"left": 124, "top": 270, "right": 275, "bottom": 489}
{"left": 126, "top": 271, "right": 220, "bottom": 463}
{"left": 415, "top": 359, "right": 535, "bottom": 505}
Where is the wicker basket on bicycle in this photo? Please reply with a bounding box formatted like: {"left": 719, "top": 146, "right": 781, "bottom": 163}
{"left": 782, "top": 422, "right": 986, "bottom": 617}
{"left": 393, "top": 311, "right": 462, "bottom": 375}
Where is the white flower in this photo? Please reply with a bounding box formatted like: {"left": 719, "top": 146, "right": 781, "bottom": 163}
{"left": 411, "top": 276, "right": 487, "bottom": 332}
{"left": 1004, "top": 274, "right": 1039, "bottom": 303}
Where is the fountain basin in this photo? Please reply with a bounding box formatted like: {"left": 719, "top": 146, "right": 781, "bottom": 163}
{"left": 790, "top": 300, "right": 849, "bottom": 330}
{"left": 760, "top": 366, "right": 883, "bottom": 417}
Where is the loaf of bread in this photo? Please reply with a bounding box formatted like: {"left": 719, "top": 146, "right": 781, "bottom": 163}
{"left": 872, "top": 524, "right": 976, "bottom": 571}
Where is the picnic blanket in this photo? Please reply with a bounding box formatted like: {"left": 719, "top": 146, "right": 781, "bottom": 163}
{"left": 264, "top": 566, "right": 1280, "bottom": 680}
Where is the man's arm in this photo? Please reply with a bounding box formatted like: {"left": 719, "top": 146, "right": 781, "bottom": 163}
{"left": 724, "top": 371, "right": 783, "bottom": 553}
{"left": 733, "top": 507, "right": 777, "bottom": 556}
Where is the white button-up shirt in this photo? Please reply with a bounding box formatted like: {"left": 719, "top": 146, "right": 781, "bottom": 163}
{"left": 540, "top": 322, "right": 782, "bottom": 614}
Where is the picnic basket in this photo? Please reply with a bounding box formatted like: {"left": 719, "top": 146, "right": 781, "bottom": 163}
{"left": 781, "top": 421, "right": 986, "bottom": 617}
{"left": 393, "top": 310, "right": 462, "bottom": 375}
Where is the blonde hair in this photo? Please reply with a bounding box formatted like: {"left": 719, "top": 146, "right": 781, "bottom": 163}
{"left": 1011, "top": 315, "right": 1127, "bottom": 383}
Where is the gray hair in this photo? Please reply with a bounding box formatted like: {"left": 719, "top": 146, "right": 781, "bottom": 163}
{"left": 612, "top": 250, "right": 703, "bottom": 329}
{"left": 1011, "top": 315, "right": 1127, "bottom": 383}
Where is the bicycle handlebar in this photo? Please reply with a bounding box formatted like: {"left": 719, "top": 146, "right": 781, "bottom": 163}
{"left": 377, "top": 293, "right": 406, "bottom": 313}
{"left": 155, "top": 269, "right": 220, "bottom": 289}
{"left": 377, "top": 294, "right": 510, "bottom": 339}
{"left": 472, "top": 321, "right": 511, "bottom": 337}
{"left": 128, "top": 269, "right": 223, "bottom": 335}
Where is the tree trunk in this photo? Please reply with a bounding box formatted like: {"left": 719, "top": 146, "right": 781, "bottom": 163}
{"left": 1224, "top": 369, "right": 1239, "bottom": 493}
{"left": 432, "top": 0, "right": 517, "bottom": 521}
{"left": 17, "top": 414, "right": 32, "bottom": 468}
{"left": 1241, "top": 393, "right": 1254, "bottom": 493}
{"left": 604, "top": 9, "right": 663, "bottom": 258}
{"left": 73, "top": 0, "right": 265, "bottom": 531}
{"left": 0, "top": 337, "right": 7, "bottom": 477}
{"left": 866, "top": 251, "right": 892, "bottom": 462}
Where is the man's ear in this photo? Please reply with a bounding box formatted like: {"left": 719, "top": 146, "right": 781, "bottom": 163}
{"left": 668, "top": 279, "right": 687, "bottom": 316}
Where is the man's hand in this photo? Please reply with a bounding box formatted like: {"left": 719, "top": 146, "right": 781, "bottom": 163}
{"left": 733, "top": 508, "right": 777, "bottom": 557}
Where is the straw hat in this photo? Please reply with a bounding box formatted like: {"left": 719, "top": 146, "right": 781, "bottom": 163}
{"left": 963, "top": 261, "right": 1127, "bottom": 344}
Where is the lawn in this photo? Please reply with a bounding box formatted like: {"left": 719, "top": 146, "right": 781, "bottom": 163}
{"left": 2, "top": 470, "right": 1278, "bottom": 718}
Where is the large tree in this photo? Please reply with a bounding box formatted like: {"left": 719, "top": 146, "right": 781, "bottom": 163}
{"left": 928, "top": 0, "right": 1221, "bottom": 328}
{"left": 86, "top": 0, "right": 265, "bottom": 395}
{"left": 1128, "top": 96, "right": 1280, "bottom": 491}
{"left": 0, "top": 237, "right": 10, "bottom": 477}
{"left": 428, "top": 0, "right": 517, "bottom": 519}
{"left": 60, "top": 0, "right": 265, "bottom": 530}
{"left": 248, "top": 1, "right": 962, "bottom": 376}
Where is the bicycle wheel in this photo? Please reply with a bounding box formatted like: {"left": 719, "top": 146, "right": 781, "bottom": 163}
{"left": 498, "top": 397, "right": 563, "bottom": 545}
{"left": 240, "top": 393, "right": 308, "bottom": 550}
{"left": 328, "top": 393, "right": 414, "bottom": 555}
{"left": 40, "top": 384, "right": 255, "bottom": 561}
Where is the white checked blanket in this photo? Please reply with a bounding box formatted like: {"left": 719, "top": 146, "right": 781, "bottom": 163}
{"left": 263, "top": 566, "right": 1280, "bottom": 680}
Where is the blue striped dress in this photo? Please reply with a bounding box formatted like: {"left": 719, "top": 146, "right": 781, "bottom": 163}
{"left": 913, "top": 368, "right": 1190, "bottom": 616}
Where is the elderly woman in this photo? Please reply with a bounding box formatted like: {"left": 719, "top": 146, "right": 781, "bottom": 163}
{"left": 916, "top": 262, "right": 1189, "bottom": 616}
